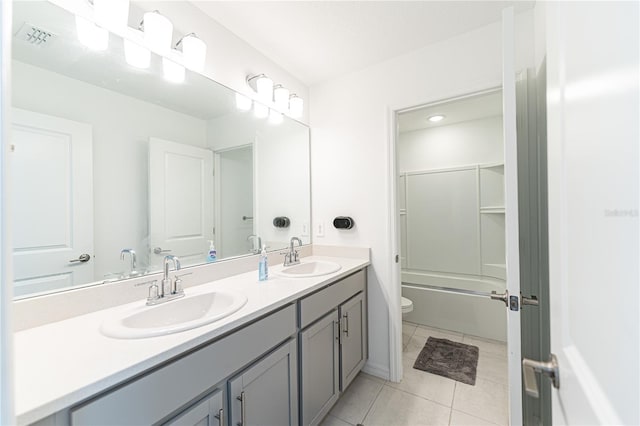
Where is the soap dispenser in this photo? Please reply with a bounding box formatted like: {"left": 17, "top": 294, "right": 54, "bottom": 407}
{"left": 258, "top": 245, "right": 268, "bottom": 281}
{"left": 207, "top": 240, "right": 217, "bottom": 262}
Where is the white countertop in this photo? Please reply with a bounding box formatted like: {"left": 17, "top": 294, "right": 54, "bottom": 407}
{"left": 14, "top": 255, "right": 370, "bottom": 425}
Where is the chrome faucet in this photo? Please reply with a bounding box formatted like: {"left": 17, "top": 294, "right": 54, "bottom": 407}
{"left": 247, "top": 234, "right": 262, "bottom": 254}
{"left": 120, "top": 248, "right": 137, "bottom": 275}
{"left": 147, "top": 255, "right": 184, "bottom": 305}
{"left": 282, "top": 237, "right": 302, "bottom": 266}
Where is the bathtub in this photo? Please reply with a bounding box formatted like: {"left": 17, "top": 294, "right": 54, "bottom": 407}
{"left": 401, "top": 270, "right": 507, "bottom": 342}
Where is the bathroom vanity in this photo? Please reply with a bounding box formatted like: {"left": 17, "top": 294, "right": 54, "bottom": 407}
{"left": 14, "top": 252, "right": 369, "bottom": 426}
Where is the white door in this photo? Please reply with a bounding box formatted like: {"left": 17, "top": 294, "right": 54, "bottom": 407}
{"left": 546, "top": 2, "right": 639, "bottom": 424}
{"left": 501, "top": 8, "right": 523, "bottom": 424}
{"left": 11, "top": 108, "right": 94, "bottom": 297}
{"left": 149, "top": 137, "right": 214, "bottom": 268}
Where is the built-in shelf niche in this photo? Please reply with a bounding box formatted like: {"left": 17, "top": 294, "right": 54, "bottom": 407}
{"left": 479, "top": 163, "right": 505, "bottom": 279}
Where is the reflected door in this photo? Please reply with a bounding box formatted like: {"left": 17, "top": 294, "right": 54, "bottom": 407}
{"left": 149, "top": 138, "right": 214, "bottom": 268}
{"left": 11, "top": 108, "right": 94, "bottom": 297}
{"left": 215, "top": 146, "right": 254, "bottom": 258}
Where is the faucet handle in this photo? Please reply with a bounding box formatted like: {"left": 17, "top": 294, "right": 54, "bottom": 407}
{"left": 173, "top": 272, "right": 191, "bottom": 294}
{"left": 147, "top": 281, "right": 159, "bottom": 303}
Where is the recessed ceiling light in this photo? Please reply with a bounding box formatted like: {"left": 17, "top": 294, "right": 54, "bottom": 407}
{"left": 428, "top": 114, "right": 445, "bottom": 122}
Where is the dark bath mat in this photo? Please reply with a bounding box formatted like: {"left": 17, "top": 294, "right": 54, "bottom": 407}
{"left": 413, "top": 337, "right": 479, "bottom": 385}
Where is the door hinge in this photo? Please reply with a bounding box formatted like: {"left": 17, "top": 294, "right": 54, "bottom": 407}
{"left": 395, "top": 254, "right": 399, "bottom": 263}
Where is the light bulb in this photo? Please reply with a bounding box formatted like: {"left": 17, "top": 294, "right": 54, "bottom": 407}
{"left": 180, "top": 33, "right": 206, "bottom": 72}
{"left": 93, "top": 0, "right": 130, "bottom": 30}
{"left": 75, "top": 15, "right": 108, "bottom": 51}
{"left": 269, "top": 109, "right": 283, "bottom": 125}
{"left": 289, "top": 95, "right": 303, "bottom": 118}
{"left": 253, "top": 103, "right": 268, "bottom": 119}
{"left": 124, "top": 37, "right": 150, "bottom": 69}
{"left": 235, "top": 93, "right": 252, "bottom": 111}
{"left": 162, "top": 57, "right": 185, "bottom": 83}
{"left": 143, "top": 11, "right": 173, "bottom": 53}
{"left": 256, "top": 75, "right": 273, "bottom": 102}
{"left": 273, "top": 85, "right": 290, "bottom": 111}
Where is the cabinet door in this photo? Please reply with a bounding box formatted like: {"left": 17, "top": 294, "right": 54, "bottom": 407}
{"left": 300, "top": 309, "right": 340, "bottom": 426}
{"left": 229, "top": 339, "right": 298, "bottom": 426}
{"left": 163, "top": 388, "right": 224, "bottom": 426}
{"left": 339, "top": 292, "right": 366, "bottom": 390}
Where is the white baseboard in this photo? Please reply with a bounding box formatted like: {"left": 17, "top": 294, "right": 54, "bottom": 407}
{"left": 362, "top": 361, "right": 390, "bottom": 381}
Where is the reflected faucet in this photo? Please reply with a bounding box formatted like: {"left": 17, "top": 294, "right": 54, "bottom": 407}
{"left": 282, "top": 237, "right": 302, "bottom": 266}
{"left": 120, "top": 249, "right": 137, "bottom": 275}
{"left": 247, "top": 234, "right": 262, "bottom": 254}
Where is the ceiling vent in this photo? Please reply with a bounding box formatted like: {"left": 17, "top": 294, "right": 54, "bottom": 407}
{"left": 15, "top": 22, "right": 56, "bottom": 46}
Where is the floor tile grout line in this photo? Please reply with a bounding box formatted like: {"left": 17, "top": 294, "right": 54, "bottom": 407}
{"left": 453, "top": 406, "right": 506, "bottom": 426}
{"left": 359, "top": 381, "right": 387, "bottom": 425}
{"left": 382, "top": 381, "right": 456, "bottom": 411}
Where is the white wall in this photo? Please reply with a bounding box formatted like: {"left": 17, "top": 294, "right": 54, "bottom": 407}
{"left": 310, "top": 11, "right": 534, "bottom": 378}
{"left": 398, "top": 116, "right": 504, "bottom": 171}
{"left": 12, "top": 60, "right": 207, "bottom": 280}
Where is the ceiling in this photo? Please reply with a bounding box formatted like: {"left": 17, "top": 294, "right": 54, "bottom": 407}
{"left": 398, "top": 90, "right": 503, "bottom": 133}
{"left": 191, "top": 1, "right": 534, "bottom": 86}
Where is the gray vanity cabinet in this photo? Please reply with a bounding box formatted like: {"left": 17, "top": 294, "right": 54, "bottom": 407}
{"left": 229, "top": 339, "right": 298, "bottom": 426}
{"left": 300, "top": 310, "right": 340, "bottom": 426}
{"left": 299, "top": 270, "right": 367, "bottom": 426}
{"left": 163, "top": 388, "right": 224, "bottom": 426}
{"left": 339, "top": 291, "right": 366, "bottom": 391}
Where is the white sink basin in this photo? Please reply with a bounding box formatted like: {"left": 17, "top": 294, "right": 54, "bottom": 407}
{"left": 101, "top": 290, "right": 247, "bottom": 339}
{"left": 278, "top": 260, "right": 341, "bottom": 278}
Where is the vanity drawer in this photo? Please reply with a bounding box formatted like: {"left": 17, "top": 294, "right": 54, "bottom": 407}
{"left": 299, "top": 269, "right": 365, "bottom": 329}
{"left": 70, "top": 304, "right": 296, "bottom": 426}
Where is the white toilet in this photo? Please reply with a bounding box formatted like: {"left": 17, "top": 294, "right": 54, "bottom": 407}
{"left": 401, "top": 296, "right": 413, "bottom": 315}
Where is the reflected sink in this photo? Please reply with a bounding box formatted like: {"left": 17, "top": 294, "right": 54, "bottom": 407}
{"left": 278, "top": 260, "right": 341, "bottom": 278}
{"left": 101, "top": 290, "right": 247, "bottom": 339}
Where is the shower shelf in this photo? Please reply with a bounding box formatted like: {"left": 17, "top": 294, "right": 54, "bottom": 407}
{"left": 480, "top": 206, "right": 505, "bottom": 214}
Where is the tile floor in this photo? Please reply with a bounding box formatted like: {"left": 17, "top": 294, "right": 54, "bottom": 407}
{"left": 320, "top": 322, "right": 508, "bottom": 426}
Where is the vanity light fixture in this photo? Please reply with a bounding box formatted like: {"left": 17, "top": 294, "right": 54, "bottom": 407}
{"left": 253, "top": 102, "right": 269, "bottom": 119}
{"left": 428, "top": 114, "right": 445, "bottom": 122}
{"left": 124, "top": 36, "right": 151, "bottom": 69}
{"left": 141, "top": 10, "right": 173, "bottom": 54}
{"left": 235, "top": 93, "right": 253, "bottom": 111}
{"left": 75, "top": 15, "right": 109, "bottom": 51}
{"left": 273, "top": 85, "right": 290, "bottom": 111}
{"left": 93, "top": 0, "right": 130, "bottom": 31}
{"left": 176, "top": 33, "right": 206, "bottom": 72}
{"left": 289, "top": 94, "right": 304, "bottom": 118}
{"left": 268, "top": 109, "right": 284, "bottom": 125}
{"left": 247, "top": 74, "right": 274, "bottom": 103}
{"left": 162, "top": 57, "right": 185, "bottom": 83}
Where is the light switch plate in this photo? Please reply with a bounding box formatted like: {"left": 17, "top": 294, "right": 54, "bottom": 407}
{"left": 301, "top": 222, "right": 310, "bottom": 237}
{"left": 315, "top": 222, "right": 325, "bottom": 237}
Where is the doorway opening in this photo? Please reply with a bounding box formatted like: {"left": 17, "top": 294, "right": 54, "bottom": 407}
{"left": 392, "top": 88, "right": 510, "bottom": 425}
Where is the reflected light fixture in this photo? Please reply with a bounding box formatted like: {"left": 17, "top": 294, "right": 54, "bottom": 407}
{"left": 247, "top": 74, "right": 274, "bottom": 103}
{"left": 177, "top": 33, "right": 206, "bottom": 72}
{"left": 141, "top": 10, "right": 173, "bottom": 53}
{"left": 75, "top": 15, "right": 108, "bottom": 50}
{"left": 289, "top": 94, "right": 303, "bottom": 118}
{"left": 235, "top": 93, "right": 252, "bottom": 111}
{"left": 268, "top": 109, "right": 283, "bottom": 125}
{"left": 93, "top": 0, "right": 130, "bottom": 30}
{"left": 428, "top": 114, "right": 445, "bottom": 122}
{"left": 162, "top": 57, "right": 185, "bottom": 83}
{"left": 124, "top": 36, "right": 151, "bottom": 69}
{"left": 273, "top": 84, "right": 290, "bottom": 111}
{"left": 253, "top": 102, "right": 268, "bottom": 119}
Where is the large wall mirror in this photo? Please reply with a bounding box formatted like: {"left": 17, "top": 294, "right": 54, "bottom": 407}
{"left": 11, "top": 1, "right": 311, "bottom": 299}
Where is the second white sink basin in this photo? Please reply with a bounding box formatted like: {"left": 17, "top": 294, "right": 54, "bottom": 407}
{"left": 278, "top": 260, "right": 341, "bottom": 278}
{"left": 101, "top": 290, "right": 247, "bottom": 339}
